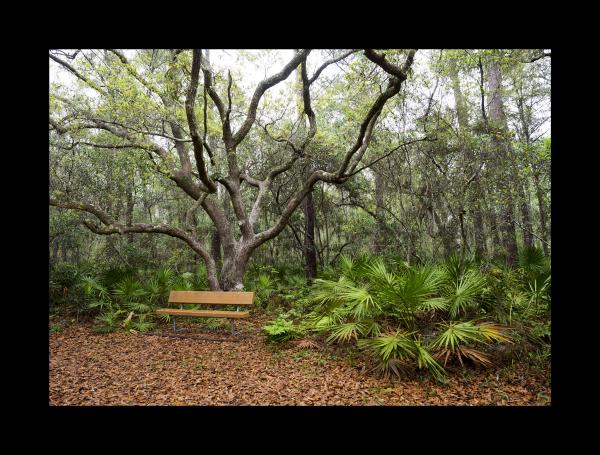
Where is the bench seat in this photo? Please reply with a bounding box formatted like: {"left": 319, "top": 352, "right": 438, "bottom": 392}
{"left": 156, "top": 308, "right": 250, "bottom": 318}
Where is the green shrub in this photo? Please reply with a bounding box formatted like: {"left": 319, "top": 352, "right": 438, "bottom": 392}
{"left": 300, "top": 254, "right": 520, "bottom": 382}
{"left": 263, "top": 316, "right": 305, "bottom": 343}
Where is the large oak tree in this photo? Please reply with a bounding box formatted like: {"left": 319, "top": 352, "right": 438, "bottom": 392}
{"left": 50, "top": 49, "right": 418, "bottom": 290}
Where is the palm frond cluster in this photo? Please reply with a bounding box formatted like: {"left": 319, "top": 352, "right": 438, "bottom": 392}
{"left": 298, "top": 250, "right": 549, "bottom": 382}
{"left": 67, "top": 265, "right": 209, "bottom": 333}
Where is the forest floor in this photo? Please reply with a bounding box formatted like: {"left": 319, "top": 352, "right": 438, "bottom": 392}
{"left": 49, "top": 313, "right": 551, "bottom": 406}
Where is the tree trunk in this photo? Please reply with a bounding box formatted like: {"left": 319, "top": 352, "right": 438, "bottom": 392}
{"left": 450, "top": 65, "right": 486, "bottom": 258}
{"left": 487, "top": 57, "right": 518, "bottom": 265}
{"left": 303, "top": 188, "right": 317, "bottom": 281}
{"left": 218, "top": 247, "right": 251, "bottom": 291}
{"left": 514, "top": 88, "right": 539, "bottom": 251}
{"left": 125, "top": 178, "right": 134, "bottom": 245}
{"left": 472, "top": 204, "right": 486, "bottom": 258}
{"left": 295, "top": 67, "right": 318, "bottom": 281}
{"left": 211, "top": 228, "right": 222, "bottom": 266}
{"left": 373, "top": 166, "right": 386, "bottom": 254}
{"left": 518, "top": 182, "right": 534, "bottom": 248}
{"left": 533, "top": 170, "right": 550, "bottom": 255}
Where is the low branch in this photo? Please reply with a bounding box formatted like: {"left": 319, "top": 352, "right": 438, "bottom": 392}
{"left": 251, "top": 49, "right": 418, "bottom": 250}
{"left": 50, "top": 196, "right": 214, "bottom": 264}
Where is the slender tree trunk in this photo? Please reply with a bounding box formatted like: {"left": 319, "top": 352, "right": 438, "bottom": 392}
{"left": 432, "top": 204, "right": 453, "bottom": 258}
{"left": 373, "top": 166, "right": 386, "bottom": 254}
{"left": 518, "top": 182, "right": 534, "bottom": 248}
{"left": 303, "top": 187, "right": 317, "bottom": 281}
{"left": 450, "top": 66, "right": 486, "bottom": 257}
{"left": 295, "top": 67, "right": 318, "bottom": 281}
{"left": 487, "top": 57, "right": 518, "bottom": 265}
{"left": 473, "top": 204, "right": 486, "bottom": 257}
{"left": 533, "top": 170, "right": 550, "bottom": 255}
{"left": 514, "top": 92, "right": 537, "bottom": 251}
{"left": 125, "top": 181, "right": 134, "bottom": 245}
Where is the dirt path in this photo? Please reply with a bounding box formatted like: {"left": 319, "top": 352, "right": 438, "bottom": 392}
{"left": 49, "top": 316, "right": 550, "bottom": 406}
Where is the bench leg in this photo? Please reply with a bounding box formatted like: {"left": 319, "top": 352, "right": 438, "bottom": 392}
{"left": 173, "top": 316, "right": 177, "bottom": 332}
{"left": 231, "top": 319, "right": 235, "bottom": 336}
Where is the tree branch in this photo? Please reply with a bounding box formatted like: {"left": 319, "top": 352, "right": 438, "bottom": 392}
{"left": 49, "top": 52, "right": 107, "bottom": 95}
{"left": 231, "top": 49, "right": 311, "bottom": 148}
{"left": 186, "top": 49, "right": 217, "bottom": 192}
{"left": 49, "top": 196, "right": 215, "bottom": 266}
{"left": 309, "top": 50, "right": 358, "bottom": 84}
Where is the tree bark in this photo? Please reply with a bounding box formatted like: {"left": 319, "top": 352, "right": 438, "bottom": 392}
{"left": 487, "top": 57, "right": 518, "bottom": 265}
{"left": 533, "top": 170, "right": 550, "bottom": 255}
{"left": 303, "top": 187, "right": 317, "bottom": 281}
{"left": 373, "top": 165, "right": 386, "bottom": 254}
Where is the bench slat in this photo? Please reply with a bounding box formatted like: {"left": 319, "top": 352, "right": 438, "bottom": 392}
{"left": 156, "top": 308, "right": 250, "bottom": 318}
{"left": 168, "top": 291, "right": 254, "bottom": 305}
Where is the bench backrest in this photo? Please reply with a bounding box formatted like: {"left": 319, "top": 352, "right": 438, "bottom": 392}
{"left": 168, "top": 291, "right": 254, "bottom": 306}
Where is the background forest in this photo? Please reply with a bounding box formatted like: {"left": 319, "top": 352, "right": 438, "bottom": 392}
{"left": 49, "top": 49, "right": 550, "bottom": 385}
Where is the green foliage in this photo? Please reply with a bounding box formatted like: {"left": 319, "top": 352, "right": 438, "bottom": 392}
{"left": 93, "top": 310, "right": 124, "bottom": 333}
{"left": 302, "top": 254, "right": 522, "bottom": 381}
{"left": 51, "top": 264, "right": 186, "bottom": 334}
{"left": 358, "top": 331, "right": 446, "bottom": 383}
{"left": 262, "top": 315, "right": 305, "bottom": 343}
{"left": 444, "top": 269, "right": 487, "bottom": 318}
{"left": 431, "top": 320, "right": 512, "bottom": 367}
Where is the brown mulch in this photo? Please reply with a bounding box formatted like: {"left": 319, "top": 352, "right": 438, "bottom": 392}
{"left": 49, "top": 315, "right": 551, "bottom": 406}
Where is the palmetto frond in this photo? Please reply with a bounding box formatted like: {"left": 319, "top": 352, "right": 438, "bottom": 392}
{"left": 131, "top": 320, "right": 155, "bottom": 333}
{"left": 311, "top": 277, "right": 354, "bottom": 306}
{"left": 414, "top": 342, "right": 446, "bottom": 382}
{"left": 476, "top": 322, "right": 513, "bottom": 343}
{"left": 339, "top": 254, "right": 355, "bottom": 277}
{"left": 153, "top": 266, "right": 175, "bottom": 290}
{"left": 445, "top": 269, "right": 487, "bottom": 317}
{"left": 87, "top": 298, "right": 112, "bottom": 311}
{"left": 431, "top": 320, "right": 512, "bottom": 367}
{"left": 442, "top": 254, "right": 465, "bottom": 284}
{"left": 431, "top": 321, "right": 485, "bottom": 350}
{"left": 339, "top": 284, "right": 379, "bottom": 319}
{"left": 361, "top": 319, "right": 382, "bottom": 337}
{"left": 326, "top": 322, "right": 366, "bottom": 344}
{"left": 146, "top": 277, "right": 162, "bottom": 302}
{"left": 125, "top": 300, "right": 152, "bottom": 314}
{"left": 417, "top": 297, "right": 448, "bottom": 312}
{"left": 358, "top": 330, "right": 417, "bottom": 362}
{"left": 399, "top": 266, "right": 444, "bottom": 307}
{"left": 518, "top": 246, "right": 549, "bottom": 275}
{"left": 80, "top": 275, "right": 110, "bottom": 300}
{"left": 158, "top": 313, "right": 171, "bottom": 323}
{"left": 365, "top": 258, "right": 396, "bottom": 288}
{"left": 113, "top": 276, "right": 147, "bottom": 301}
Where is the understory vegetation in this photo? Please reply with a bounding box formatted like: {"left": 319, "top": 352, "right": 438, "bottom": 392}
{"left": 261, "top": 248, "right": 550, "bottom": 382}
{"left": 50, "top": 246, "right": 550, "bottom": 383}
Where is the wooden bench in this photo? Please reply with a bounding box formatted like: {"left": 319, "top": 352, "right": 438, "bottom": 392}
{"left": 156, "top": 291, "right": 254, "bottom": 335}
